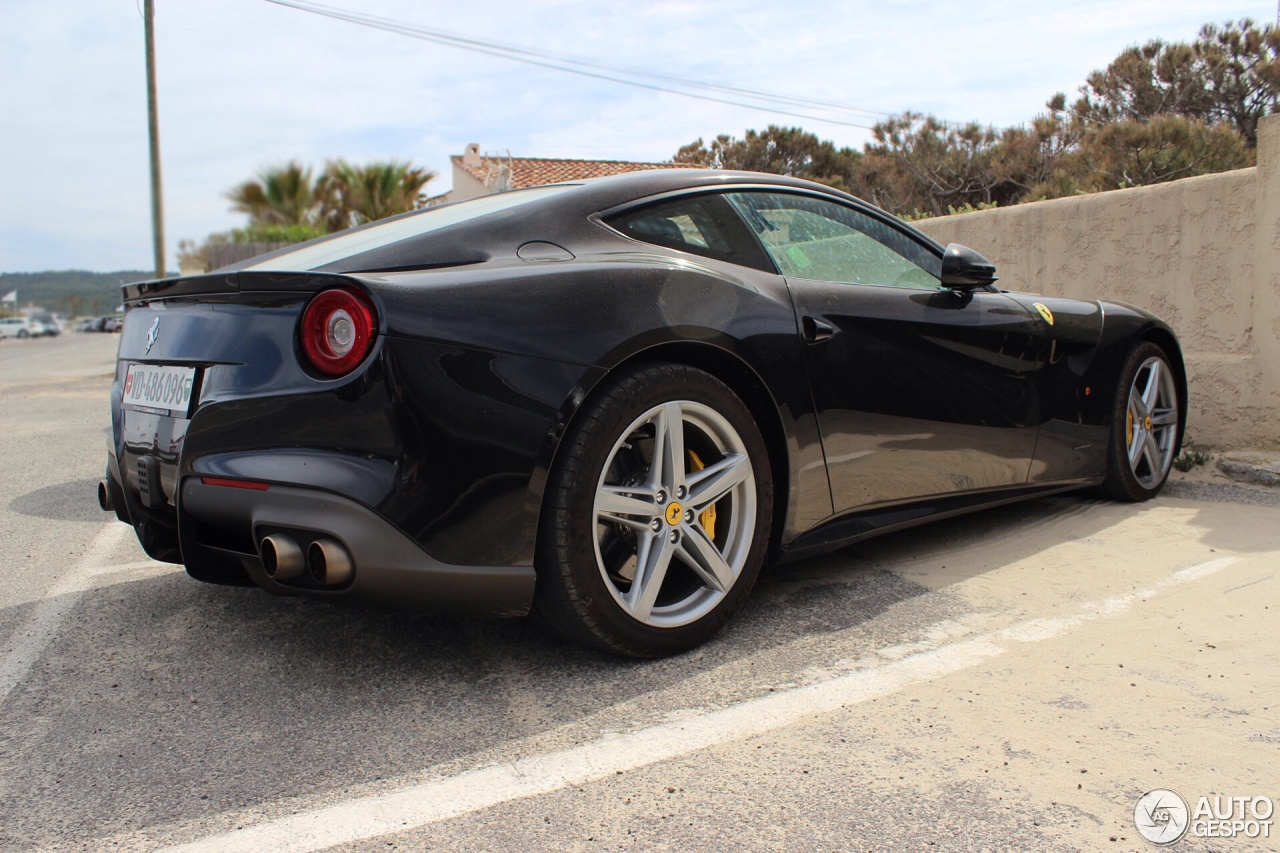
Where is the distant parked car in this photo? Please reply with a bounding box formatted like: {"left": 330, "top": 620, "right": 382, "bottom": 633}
{"left": 85, "top": 315, "right": 123, "bottom": 332}
{"left": 0, "top": 317, "right": 33, "bottom": 339}
{"left": 29, "top": 314, "right": 60, "bottom": 337}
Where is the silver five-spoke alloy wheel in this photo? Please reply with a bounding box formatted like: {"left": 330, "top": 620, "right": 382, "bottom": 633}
{"left": 1125, "top": 355, "right": 1179, "bottom": 490}
{"left": 592, "top": 400, "right": 756, "bottom": 628}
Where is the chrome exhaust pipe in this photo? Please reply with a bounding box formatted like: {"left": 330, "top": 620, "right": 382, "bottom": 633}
{"left": 97, "top": 480, "right": 114, "bottom": 512}
{"left": 308, "top": 538, "right": 354, "bottom": 586}
{"left": 260, "top": 534, "right": 304, "bottom": 581}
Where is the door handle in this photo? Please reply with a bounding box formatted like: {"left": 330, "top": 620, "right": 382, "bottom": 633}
{"left": 802, "top": 316, "right": 835, "bottom": 343}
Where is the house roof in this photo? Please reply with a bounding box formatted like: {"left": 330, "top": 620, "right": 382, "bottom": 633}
{"left": 452, "top": 154, "right": 691, "bottom": 190}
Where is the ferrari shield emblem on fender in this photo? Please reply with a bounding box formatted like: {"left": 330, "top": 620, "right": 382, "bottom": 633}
{"left": 1033, "top": 302, "right": 1054, "bottom": 325}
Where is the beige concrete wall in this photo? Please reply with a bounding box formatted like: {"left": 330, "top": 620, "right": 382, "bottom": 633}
{"left": 446, "top": 164, "right": 487, "bottom": 203}
{"left": 914, "top": 114, "right": 1280, "bottom": 451}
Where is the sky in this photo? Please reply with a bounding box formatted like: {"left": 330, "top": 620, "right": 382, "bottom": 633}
{"left": 1, "top": 0, "right": 1271, "bottom": 272}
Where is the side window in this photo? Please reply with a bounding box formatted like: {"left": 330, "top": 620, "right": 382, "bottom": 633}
{"left": 605, "top": 194, "right": 773, "bottom": 271}
{"left": 726, "top": 192, "right": 943, "bottom": 290}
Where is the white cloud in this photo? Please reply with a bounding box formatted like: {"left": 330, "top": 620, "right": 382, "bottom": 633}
{"left": 0, "top": 0, "right": 1266, "bottom": 270}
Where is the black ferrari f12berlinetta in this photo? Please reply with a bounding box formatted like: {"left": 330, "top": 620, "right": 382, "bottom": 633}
{"left": 100, "top": 169, "right": 1185, "bottom": 656}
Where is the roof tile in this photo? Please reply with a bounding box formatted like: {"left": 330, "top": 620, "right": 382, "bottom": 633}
{"left": 452, "top": 154, "right": 692, "bottom": 189}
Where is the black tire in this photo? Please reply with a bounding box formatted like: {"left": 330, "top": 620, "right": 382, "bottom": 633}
{"left": 17, "top": 329, "right": 28, "bottom": 339}
{"left": 534, "top": 363, "right": 773, "bottom": 658}
{"left": 1099, "top": 341, "right": 1180, "bottom": 502}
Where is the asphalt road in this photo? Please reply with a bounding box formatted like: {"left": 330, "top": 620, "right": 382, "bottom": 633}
{"left": 1, "top": 334, "right": 1277, "bottom": 853}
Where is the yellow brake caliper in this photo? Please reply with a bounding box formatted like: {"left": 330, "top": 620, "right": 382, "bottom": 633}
{"left": 687, "top": 450, "right": 716, "bottom": 541}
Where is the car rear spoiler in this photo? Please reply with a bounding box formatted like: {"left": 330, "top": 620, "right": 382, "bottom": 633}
{"left": 120, "top": 271, "right": 362, "bottom": 305}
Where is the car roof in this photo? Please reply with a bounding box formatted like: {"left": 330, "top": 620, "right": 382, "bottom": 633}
{"left": 196, "top": 169, "right": 932, "bottom": 280}
{"left": 555, "top": 168, "right": 857, "bottom": 205}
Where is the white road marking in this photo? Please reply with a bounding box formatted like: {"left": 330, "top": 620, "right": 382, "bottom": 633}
{"left": 0, "top": 523, "right": 132, "bottom": 705}
{"left": 161, "top": 555, "right": 1239, "bottom": 853}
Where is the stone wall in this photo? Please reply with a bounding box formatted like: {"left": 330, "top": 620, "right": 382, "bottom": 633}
{"left": 914, "top": 114, "right": 1280, "bottom": 451}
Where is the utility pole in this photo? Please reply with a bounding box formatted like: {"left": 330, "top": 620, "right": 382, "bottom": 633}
{"left": 144, "top": 0, "right": 166, "bottom": 279}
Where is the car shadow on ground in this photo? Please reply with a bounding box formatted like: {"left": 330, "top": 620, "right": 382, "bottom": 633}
{"left": 0, "top": 553, "right": 937, "bottom": 847}
{"left": 9, "top": 478, "right": 105, "bottom": 523}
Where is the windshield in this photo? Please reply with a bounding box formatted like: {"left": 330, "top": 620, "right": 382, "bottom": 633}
{"left": 244, "top": 184, "right": 572, "bottom": 272}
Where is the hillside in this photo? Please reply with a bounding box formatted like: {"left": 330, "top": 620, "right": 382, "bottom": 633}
{"left": 0, "top": 270, "right": 164, "bottom": 316}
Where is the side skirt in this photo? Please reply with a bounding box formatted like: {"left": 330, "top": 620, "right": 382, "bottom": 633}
{"left": 775, "top": 478, "right": 1103, "bottom": 564}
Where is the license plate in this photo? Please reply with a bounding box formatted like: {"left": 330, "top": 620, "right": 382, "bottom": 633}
{"left": 123, "top": 364, "right": 196, "bottom": 417}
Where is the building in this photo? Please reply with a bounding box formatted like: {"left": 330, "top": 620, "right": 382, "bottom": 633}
{"left": 431, "top": 143, "right": 692, "bottom": 205}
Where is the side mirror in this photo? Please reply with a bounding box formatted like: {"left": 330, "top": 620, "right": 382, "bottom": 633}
{"left": 941, "top": 243, "right": 998, "bottom": 290}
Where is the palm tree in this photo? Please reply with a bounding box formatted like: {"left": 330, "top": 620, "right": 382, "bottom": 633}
{"left": 318, "top": 160, "right": 436, "bottom": 230}
{"left": 226, "top": 161, "right": 320, "bottom": 227}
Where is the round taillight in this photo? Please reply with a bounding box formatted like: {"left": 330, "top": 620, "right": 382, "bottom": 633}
{"left": 300, "top": 287, "right": 376, "bottom": 376}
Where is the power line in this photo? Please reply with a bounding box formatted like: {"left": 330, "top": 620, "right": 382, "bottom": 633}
{"left": 271, "top": 0, "right": 894, "bottom": 119}
{"left": 263, "top": 0, "right": 895, "bottom": 130}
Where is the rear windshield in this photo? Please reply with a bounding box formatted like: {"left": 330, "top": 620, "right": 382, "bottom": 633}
{"left": 243, "top": 184, "right": 572, "bottom": 272}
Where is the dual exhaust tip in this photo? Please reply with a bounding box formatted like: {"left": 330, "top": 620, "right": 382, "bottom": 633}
{"left": 260, "top": 534, "right": 353, "bottom": 587}
{"left": 98, "top": 480, "right": 351, "bottom": 588}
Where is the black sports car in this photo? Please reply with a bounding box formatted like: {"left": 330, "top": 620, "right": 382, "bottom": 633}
{"left": 99, "top": 170, "right": 1185, "bottom": 657}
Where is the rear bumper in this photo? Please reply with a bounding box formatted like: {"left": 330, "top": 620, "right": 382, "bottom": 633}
{"left": 197, "top": 479, "right": 535, "bottom": 616}
{"left": 102, "top": 457, "right": 535, "bottom": 617}
{"left": 180, "top": 478, "right": 536, "bottom": 617}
